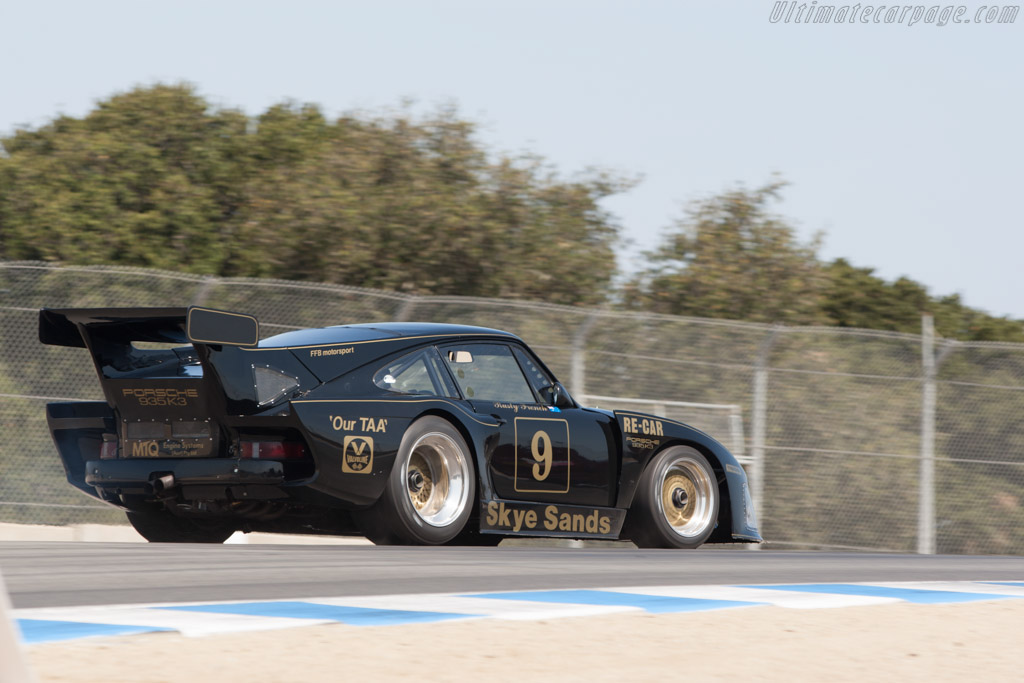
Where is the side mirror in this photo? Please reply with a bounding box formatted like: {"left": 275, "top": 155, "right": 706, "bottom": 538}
{"left": 550, "top": 382, "right": 574, "bottom": 409}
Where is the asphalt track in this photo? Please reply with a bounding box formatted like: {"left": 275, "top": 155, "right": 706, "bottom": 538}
{"left": 3, "top": 542, "right": 1024, "bottom": 609}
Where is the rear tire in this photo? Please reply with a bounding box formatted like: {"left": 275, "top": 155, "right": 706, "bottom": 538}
{"left": 356, "top": 416, "right": 475, "bottom": 545}
{"left": 625, "top": 446, "right": 719, "bottom": 549}
{"left": 126, "top": 511, "right": 235, "bottom": 544}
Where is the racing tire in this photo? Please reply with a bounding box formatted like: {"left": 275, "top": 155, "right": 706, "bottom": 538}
{"left": 356, "top": 416, "right": 476, "bottom": 545}
{"left": 625, "top": 445, "right": 719, "bottom": 549}
{"left": 125, "top": 511, "right": 236, "bottom": 544}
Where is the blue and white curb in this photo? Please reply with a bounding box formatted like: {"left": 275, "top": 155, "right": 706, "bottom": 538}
{"left": 14, "top": 581, "right": 1024, "bottom": 645}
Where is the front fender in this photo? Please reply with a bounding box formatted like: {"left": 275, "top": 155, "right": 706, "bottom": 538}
{"left": 613, "top": 411, "right": 761, "bottom": 543}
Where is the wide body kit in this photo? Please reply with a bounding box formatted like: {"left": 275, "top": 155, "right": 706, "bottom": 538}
{"left": 39, "top": 307, "right": 761, "bottom": 547}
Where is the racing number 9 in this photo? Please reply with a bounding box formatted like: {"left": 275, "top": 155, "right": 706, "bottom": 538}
{"left": 531, "top": 430, "right": 552, "bottom": 481}
{"left": 514, "top": 417, "right": 570, "bottom": 494}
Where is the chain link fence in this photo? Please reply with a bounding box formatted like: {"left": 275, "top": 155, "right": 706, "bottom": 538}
{"left": 2, "top": 261, "right": 1023, "bottom": 554}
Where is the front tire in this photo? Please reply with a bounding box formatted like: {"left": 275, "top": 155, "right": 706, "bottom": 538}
{"left": 126, "top": 511, "right": 235, "bottom": 544}
{"left": 356, "top": 416, "right": 475, "bottom": 545}
{"left": 625, "top": 446, "right": 719, "bottom": 549}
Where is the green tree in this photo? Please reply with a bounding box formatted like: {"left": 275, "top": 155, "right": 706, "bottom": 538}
{"left": 623, "top": 181, "right": 1024, "bottom": 340}
{"left": 823, "top": 258, "right": 1024, "bottom": 342}
{"left": 622, "top": 181, "right": 827, "bottom": 324}
{"left": 821, "top": 258, "right": 928, "bottom": 333}
{"left": 0, "top": 85, "right": 626, "bottom": 306}
{"left": 227, "top": 107, "right": 627, "bottom": 304}
{"left": 0, "top": 84, "right": 250, "bottom": 273}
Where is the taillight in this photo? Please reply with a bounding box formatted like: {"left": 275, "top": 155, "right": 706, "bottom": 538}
{"left": 100, "top": 434, "right": 118, "bottom": 460}
{"left": 238, "top": 440, "right": 306, "bottom": 460}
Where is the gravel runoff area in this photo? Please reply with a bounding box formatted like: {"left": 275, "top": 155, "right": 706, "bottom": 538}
{"left": 24, "top": 600, "right": 1024, "bottom": 682}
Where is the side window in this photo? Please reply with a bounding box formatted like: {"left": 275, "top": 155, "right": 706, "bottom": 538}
{"left": 374, "top": 349, "right": 445, "bottom": 396}
{"left": 426, "top": 347, "right": 460, "bottom": 398}
{"left": 442, "top": 343, "right": 536, "bottom": 403}
{"left": 512, "top": 346, "right": 555, "bottom": 402}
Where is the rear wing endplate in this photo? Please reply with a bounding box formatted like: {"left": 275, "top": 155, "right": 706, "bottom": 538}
{"left": 186, "top": 307, "right": 259, "bottom": 347}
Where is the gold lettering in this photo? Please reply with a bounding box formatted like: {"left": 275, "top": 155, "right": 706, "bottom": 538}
{"left": 131, "top": 441, "right": 159, "bottom": 457}
{"left": 624, "top": 416, "right": 665, "bottom": 436}
{"left": 512, "top": 508, "right": 527, "bottom": 532}
{"left": 530, "top": 430, "right": 552, "bottom": 481}
{"left": 310, "top": 346, "right": 355, "bottom": 358}
{"left": 599, "top": 516, "right": 611, "bottom": 534}
{"left": 497, "top": 502, "right": 512, "bottom": 527}
{"left": 119, "top": 387, "right": 198, "bottom": 406}
{"left": 544, "top": 505, "right": 559, "bottom": 530}
{"left": 486, "top": 501, "right": 498, "bottom": 526}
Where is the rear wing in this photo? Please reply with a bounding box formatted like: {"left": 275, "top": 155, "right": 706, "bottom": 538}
{"left": 39, "top": 307, "right": 259, "bottom": 349}
{"left": 39, "top": 306, "right": 266, "bottom": 417}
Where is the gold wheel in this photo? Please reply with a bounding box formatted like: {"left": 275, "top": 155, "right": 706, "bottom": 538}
{"left": 661, "top": 473, "right": 698, "bottom": 528}
{"left": 403, "top": 432, "right": 469, "bottom": 527}
{"left": 655, "top": 452, "right": 716, "bottom": 540}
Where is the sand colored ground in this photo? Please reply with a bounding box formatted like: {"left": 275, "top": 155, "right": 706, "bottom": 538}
{"left": 26, "top": 600, "right": 1024, "bottom": 682}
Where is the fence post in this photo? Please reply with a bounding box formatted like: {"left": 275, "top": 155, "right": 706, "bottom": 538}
{"left": 917, "top": 314, "right": 937, "bottom": 555}
{"left": 190, "top": 275, "right": 217, "bottom": 307}
{"left": 570, "top": 310, "right": 602, "bottom": 397}
{"left": 393, "top": 295, "right": 418, "bottom": 322}
{"left": 749, "top": 326, "right": 780, "bottom": 543}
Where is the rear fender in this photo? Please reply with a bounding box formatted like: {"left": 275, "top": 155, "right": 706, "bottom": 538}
{"left": 290, "top": 397, "right": 501, "bottom": 508}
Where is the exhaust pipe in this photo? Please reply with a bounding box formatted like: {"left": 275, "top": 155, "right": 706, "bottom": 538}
{"left": 151, "top": 474, "right": 176, "bottom": 493}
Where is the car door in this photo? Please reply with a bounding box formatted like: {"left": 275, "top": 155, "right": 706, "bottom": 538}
{"left": 439, "top": 341, "right": 618, "bottom": 507}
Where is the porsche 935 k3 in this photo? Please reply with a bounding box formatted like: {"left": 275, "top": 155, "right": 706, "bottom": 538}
{"left": 39, "top": 307, "right": 761, "bottom": 548}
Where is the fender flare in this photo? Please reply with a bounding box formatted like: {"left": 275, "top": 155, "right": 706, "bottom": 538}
{"left": 613, "top": 411, "right": 761, "bottom": 543}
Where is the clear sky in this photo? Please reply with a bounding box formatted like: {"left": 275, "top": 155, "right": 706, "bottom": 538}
{"left": 1, "top": 1, "right": 1021, "bottom": 317}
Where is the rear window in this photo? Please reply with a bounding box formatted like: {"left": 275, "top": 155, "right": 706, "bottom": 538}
{"left": 100, "top": 343, "right": 201, "bottom": 379}
{"left": 373, "top": 348, "right": 457, "bottom": 397}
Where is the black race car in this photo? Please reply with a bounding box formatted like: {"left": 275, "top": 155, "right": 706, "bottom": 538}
{"left": 39, "top": 307, "right": 761, "bottom": 548}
